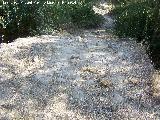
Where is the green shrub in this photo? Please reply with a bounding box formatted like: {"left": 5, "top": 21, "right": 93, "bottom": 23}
{"left": 70, "top": 4, "right": 104, "bottom": 28}
{"left": 42, "top": 0, "right": 104, "bottom": 29}
{"left": 115, "top": 2, "right": 153, "bottom": 40}
{"left": 1, "top": 0, "right": 103, "bottom": 43}
{"left": 0, "top": 0, "right": 3, "bottom": 33}
{"left": 2, "top": 0, "right": 44, "bottom": 42}
{"left": 111, "top": 0, "right": 160, "bottom": 69}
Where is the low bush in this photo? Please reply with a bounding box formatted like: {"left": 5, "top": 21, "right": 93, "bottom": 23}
{"left": 2, "top": 0, "right": 44, "bottom": 43}
{"left": 70, "top": 3, "right": 104, "bottom": 28}
{"left": 111, "top": 0, "right": 160, "bottom": 69}
{"left": 1, "top": 0, "right": 104, "bottom": 43}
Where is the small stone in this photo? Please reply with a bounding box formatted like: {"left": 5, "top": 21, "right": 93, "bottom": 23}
{"left": 70, "top": 55, "right": 80, "bottom": 60}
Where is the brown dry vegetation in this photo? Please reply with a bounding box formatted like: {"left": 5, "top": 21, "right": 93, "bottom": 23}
{"left": 151, "top": 72, "right": 160, "bottom": 99}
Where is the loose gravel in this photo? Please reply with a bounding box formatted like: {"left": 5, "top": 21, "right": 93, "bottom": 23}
{"left": 0, "top": 2, "right": 159, "bottom": 120}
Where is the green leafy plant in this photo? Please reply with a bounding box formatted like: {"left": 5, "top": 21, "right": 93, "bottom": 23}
{"left": 1, "top": 0, "right": 104, "bottom": 43}
{"left": 70, "top": 4, "right": 104, "bottom": 28}
{"left": 111, "top": 0, "right": 160, "bottom": 69}
{"left": 2, "top": 0, "right": 43, "bottom": 42}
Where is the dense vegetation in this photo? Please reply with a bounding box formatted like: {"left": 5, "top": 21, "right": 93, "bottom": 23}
{"left": 111, "top": 0, "right": 160, "bottom": 69}
{"left": 0, "top": 0, "right": 104, "bottom": 43}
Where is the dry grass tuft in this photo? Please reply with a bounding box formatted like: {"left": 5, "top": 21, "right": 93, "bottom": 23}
{"left": 98, "top": 79, "right": 113, "bottom": 88}
{"left": 152, "top": 71, "right": 160, "bottom": 99}
{"left": 81, "top": 67, "right": 99, "bottom": 74}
